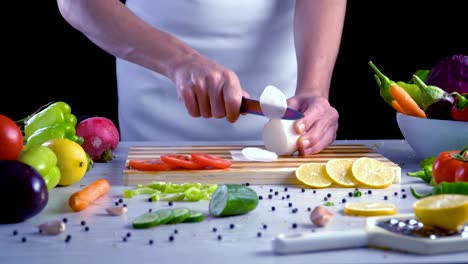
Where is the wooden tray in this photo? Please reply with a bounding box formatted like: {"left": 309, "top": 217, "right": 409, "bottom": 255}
{"left": 123, "top": 144, "right": 401, "bottom": 186}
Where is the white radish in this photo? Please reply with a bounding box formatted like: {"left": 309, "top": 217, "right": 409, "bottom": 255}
{"left": 241, "top": 147, "right": 278, "bottom": 162}
{"left": 259, "top": 85, "right": 288, "bottom": 119}
{"left": 259, "top": 85, "right": 301, "bottom": 156}
{"left": 263, "top": 119, "right": 300, "bottom": 156}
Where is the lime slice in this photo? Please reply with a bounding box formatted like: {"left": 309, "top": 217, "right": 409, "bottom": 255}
{"left": 167, "top": 208, "right": 191, "bottom": 224}
{"left": 155, "top": 208, "right": 175, "bottom": 225}
{"left": 132, "top": 212, "right": 161, "bottom": 229}
{"left": 183, "top": 210, "right": 205, "bottom": 223}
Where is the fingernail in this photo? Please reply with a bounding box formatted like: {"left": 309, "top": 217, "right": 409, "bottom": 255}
{"left": 298, "top": 123, "right": 305, "bottom": 134}
{"left": 301, "top": 139, "right": 310, "bottom": 148}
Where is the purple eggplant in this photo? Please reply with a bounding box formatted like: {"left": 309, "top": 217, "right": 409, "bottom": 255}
{"left": 0, "top": 160, "right": 48, "bottom": 223}
{"left": 412, "top": 75, "right": 455, "bottom": 120}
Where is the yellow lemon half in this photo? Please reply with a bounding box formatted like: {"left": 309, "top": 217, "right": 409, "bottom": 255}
{"left": 413, "top": 194, "right": 468, "bottom": 231}
{"left": 325, "top": 159, "right": 356, "bottom": 187}
{"left": 43, "top": 138, "right": 88, "bottom": 186}
{"left": 295, "top": 163, "right": 332, "bottom": 188}
{"left": 344, "top": 202, "right": 397, "bottom": 217}
{"left": 351, "top": 157, "right": 395, "bottom": 189}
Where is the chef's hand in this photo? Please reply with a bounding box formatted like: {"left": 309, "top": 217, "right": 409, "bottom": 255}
{"left": 170, "top": 53, "right": 248, "bottom": 123}
{"left": 287, "top": 94, "right": 339, "bottom": 155}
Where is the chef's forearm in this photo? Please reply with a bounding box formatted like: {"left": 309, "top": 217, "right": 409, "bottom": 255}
{"left": 293, "top": 0, "right": 347, "bottom": 98}
{"left": 56, "top": 0, "right": 198, "bottom": 78}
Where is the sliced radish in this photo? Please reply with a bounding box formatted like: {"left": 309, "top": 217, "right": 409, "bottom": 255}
{"left": 263, "top": 119, "right": 300, "bottom": 156}
{"left": 259, "top": 85, "right": 287, "bottom": 119}
{"left": 241, "top": 147, "right": 278, "bottom": 162}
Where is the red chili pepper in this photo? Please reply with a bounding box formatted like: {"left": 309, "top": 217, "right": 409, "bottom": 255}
{"left": 450, "top": 92, "right": 468, "bottom": 121}
{"left": 432, "top": 145, "right": 468, "bottom": 184}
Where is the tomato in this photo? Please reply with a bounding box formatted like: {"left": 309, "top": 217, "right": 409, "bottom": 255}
{"left": 160, "top": 154, "right": 206, "bottom": 170}
{"left": 0, "top": 115, "right": 24, "bottom": 160}
{"left": 432, "top": 146, "right": 468, "bottom": 184}
{"left": 190, "top": 153, "right": 232, "bottom": 169}
{"left": 129, "top": 159, "right": 180, "bottom": 171}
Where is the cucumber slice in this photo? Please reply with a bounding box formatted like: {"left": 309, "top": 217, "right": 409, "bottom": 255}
{"left": 209, "top": 184, "right": 259, "bottom": 217}
{"left": 132, "top": 212, "right": 161, "bottom": 229}
{"left": 155, "top": 208, "right": 175, "bottom": 225}
{"left": 183, "top": 210, "right": 205, "bottom": 223}
{"left": 167, "top": 208, "right": 191, "bottom": 224}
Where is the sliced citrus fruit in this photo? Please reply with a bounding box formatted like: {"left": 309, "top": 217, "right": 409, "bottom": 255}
{"left": 350, "top": 157, "right": 395, "bottom": 188}
{"left": 325, "top": 159, "right": 356, "bottom": 187}
{"left": 344, "top": 202, "right": 397, "bottom": 217}
{"left": 413, "top": 194, "right": 468, "bottom": 231}
{"left": 295, "top": 163, "right": 332, "bottom": 188}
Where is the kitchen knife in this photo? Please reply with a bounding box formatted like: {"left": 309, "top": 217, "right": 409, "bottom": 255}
{"left": 240, "top": 97, "right": 304, "bottom": 120}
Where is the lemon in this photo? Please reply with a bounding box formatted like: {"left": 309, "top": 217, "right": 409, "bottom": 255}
{"left": 42, "top": 138, "right": 88, "bottom": 186}
{"left": 325, "top": 159, "right": 356, "bottom": 187}
{"left": 350, "top": 157, "right": 395, "bottom": 189}
{"left": 295, "top": 163, "right": 332, "bottom": 188}
{"left": 413, "top": 194, "right": 468, "bottom": 231}
{"left": 344, "top": 202, "right": 397, "bottom": 217}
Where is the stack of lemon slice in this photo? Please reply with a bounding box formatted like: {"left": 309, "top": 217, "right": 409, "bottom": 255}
{"left": 295, "top": 157, "right": 395, "bottom": 189}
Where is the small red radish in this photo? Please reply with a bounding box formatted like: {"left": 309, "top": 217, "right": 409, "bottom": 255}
{"left": 76, "top": 116, "right": 120, "bottom": 162}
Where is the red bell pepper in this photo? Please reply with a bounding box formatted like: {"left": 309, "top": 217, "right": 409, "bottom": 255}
{"left": 432, "top": 145, "right": 468, "bottom": 183}
{"left": 451, "top": 93, "right": 468, "bottom": 121}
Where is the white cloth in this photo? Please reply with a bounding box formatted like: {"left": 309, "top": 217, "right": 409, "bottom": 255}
{"left": 117, "top": 0, "right": 297, "bottom": 141}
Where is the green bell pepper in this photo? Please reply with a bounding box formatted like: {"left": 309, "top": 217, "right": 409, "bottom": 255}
{"left": 26, "top": 122, "right": 83, "bottom": 148}
{"left": 24, "top": 101, "right": 78, "bottom": 140}
{"left": 17, "top": 145, "right": 61, "bottom": 191}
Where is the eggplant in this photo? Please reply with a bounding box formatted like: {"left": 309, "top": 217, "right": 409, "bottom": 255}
{"left": 0, "top": 160, "right": 48, "bottom": 223}
{"left": 412, "top": 75, "right": 455, "bottom": 120}
{"left": 425, "top": 93, "right": 455, "bottom": 120}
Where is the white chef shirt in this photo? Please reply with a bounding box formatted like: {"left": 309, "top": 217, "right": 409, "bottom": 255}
{"left": 117, "top": 0, "right": 297, "bottom": 141}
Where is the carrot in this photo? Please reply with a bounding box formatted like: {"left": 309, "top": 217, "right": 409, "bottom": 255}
{"left": 391, "top": 100, "right": 407, "bottom": 115}
{"left": 390, "top": 83, "right": 426, "bottom": 118}
{"left": 69, "top": 178, "right": 110, "bottom": 212}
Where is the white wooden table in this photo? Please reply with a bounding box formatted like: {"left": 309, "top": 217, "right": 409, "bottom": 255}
{"left": 1, "top": 140, "right": 466, "bottom": 264}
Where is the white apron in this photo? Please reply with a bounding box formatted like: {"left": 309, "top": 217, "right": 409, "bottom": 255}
{"left": 117, "top": 0, "right": 297, "bottom": 141}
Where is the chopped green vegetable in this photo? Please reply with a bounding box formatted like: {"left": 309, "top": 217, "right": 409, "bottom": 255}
{"left": 123, "top": 182, "right": 218, "bottom": 202}
{"left": 353, "top": 190, "right": 362, "bottom": 197}
{"left": 325, "top": 202, "right": 334, "bottom": 206}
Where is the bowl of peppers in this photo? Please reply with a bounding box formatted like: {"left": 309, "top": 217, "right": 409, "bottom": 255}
{"left": 369, "top": 55, "right": 468, "bottom": 159}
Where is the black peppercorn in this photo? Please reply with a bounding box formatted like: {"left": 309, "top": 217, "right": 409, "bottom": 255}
{"left": 259, "top": 195, "right": 263, "bottom": 200}
{"left": 81, "top": 220, "right": 86, "bottom": 226}
{"left": 229, "top": 224, "right": 235, "bottom": 229}
{"left": 169, "top": 235, "right": 174, "bottom": 242}
{"left": 168, "top": 201, "right": 173, "bottom": 206}
{"left": 21, "top": 237, "right": 27, "bottom": 243}
{"left": 257, "top": 232, "right": 262, "bottom": 237}
{"left": 271, "top": 206, "right": 276, "bottom": 211}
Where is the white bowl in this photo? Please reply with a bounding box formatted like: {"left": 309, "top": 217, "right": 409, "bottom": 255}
{"left": 396, "top": 113, "right": 468, "bottom": 159}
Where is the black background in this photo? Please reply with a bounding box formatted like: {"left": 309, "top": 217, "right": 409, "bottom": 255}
{"left": 2, "top": 1, "right": 467, "bottom": 140}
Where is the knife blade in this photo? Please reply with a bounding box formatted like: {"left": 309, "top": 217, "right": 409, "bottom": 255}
{"left": 240, "top": 97, "right": 304, "bottom": 120}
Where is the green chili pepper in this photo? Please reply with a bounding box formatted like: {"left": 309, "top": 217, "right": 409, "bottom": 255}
{"left": 26, "top": 122, "right": 83, "bottom": 147}
{"left": 410, "top": 182, "right": 468, "bottom": 199}
{"left": 368, "top": 61, "right": 423, "bottom": 107}
{"left": 24, "top": 101, "right": 77, "bottom": 140}
{"left": 368, "top": 61, "right": 394, "bottom": 106}
{"left": 407, "top": 156, "right": 436, "bottom": 184}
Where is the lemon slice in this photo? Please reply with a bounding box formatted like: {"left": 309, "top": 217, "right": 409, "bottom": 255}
{"left": 344, "top": 202, "right": 397, "bottom": 217}
{"left": 413, "top": 194, "right": 468, "bottom": 231}
{"left": 295, "top": 163, "right": 332, "bottom": 188}
{"left": 325, "top": 159, "right": 356, "bottom": 187}
{"left": 350, "top": 157, "right": 395, "bottom": 189}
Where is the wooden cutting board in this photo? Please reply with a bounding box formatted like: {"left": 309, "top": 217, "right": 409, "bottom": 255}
{"left": 123, "top": 144, "right": 401, "bottom": 186}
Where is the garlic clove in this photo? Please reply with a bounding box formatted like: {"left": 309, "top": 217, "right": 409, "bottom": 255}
{"left": 106, "top": 206, "right": 128, "bottom": 216}
{"left": 310, "top": 206, "right": 334, "bottom": 227}
{"left": 38, "top": 220, "right": 66, "bottom": 235}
